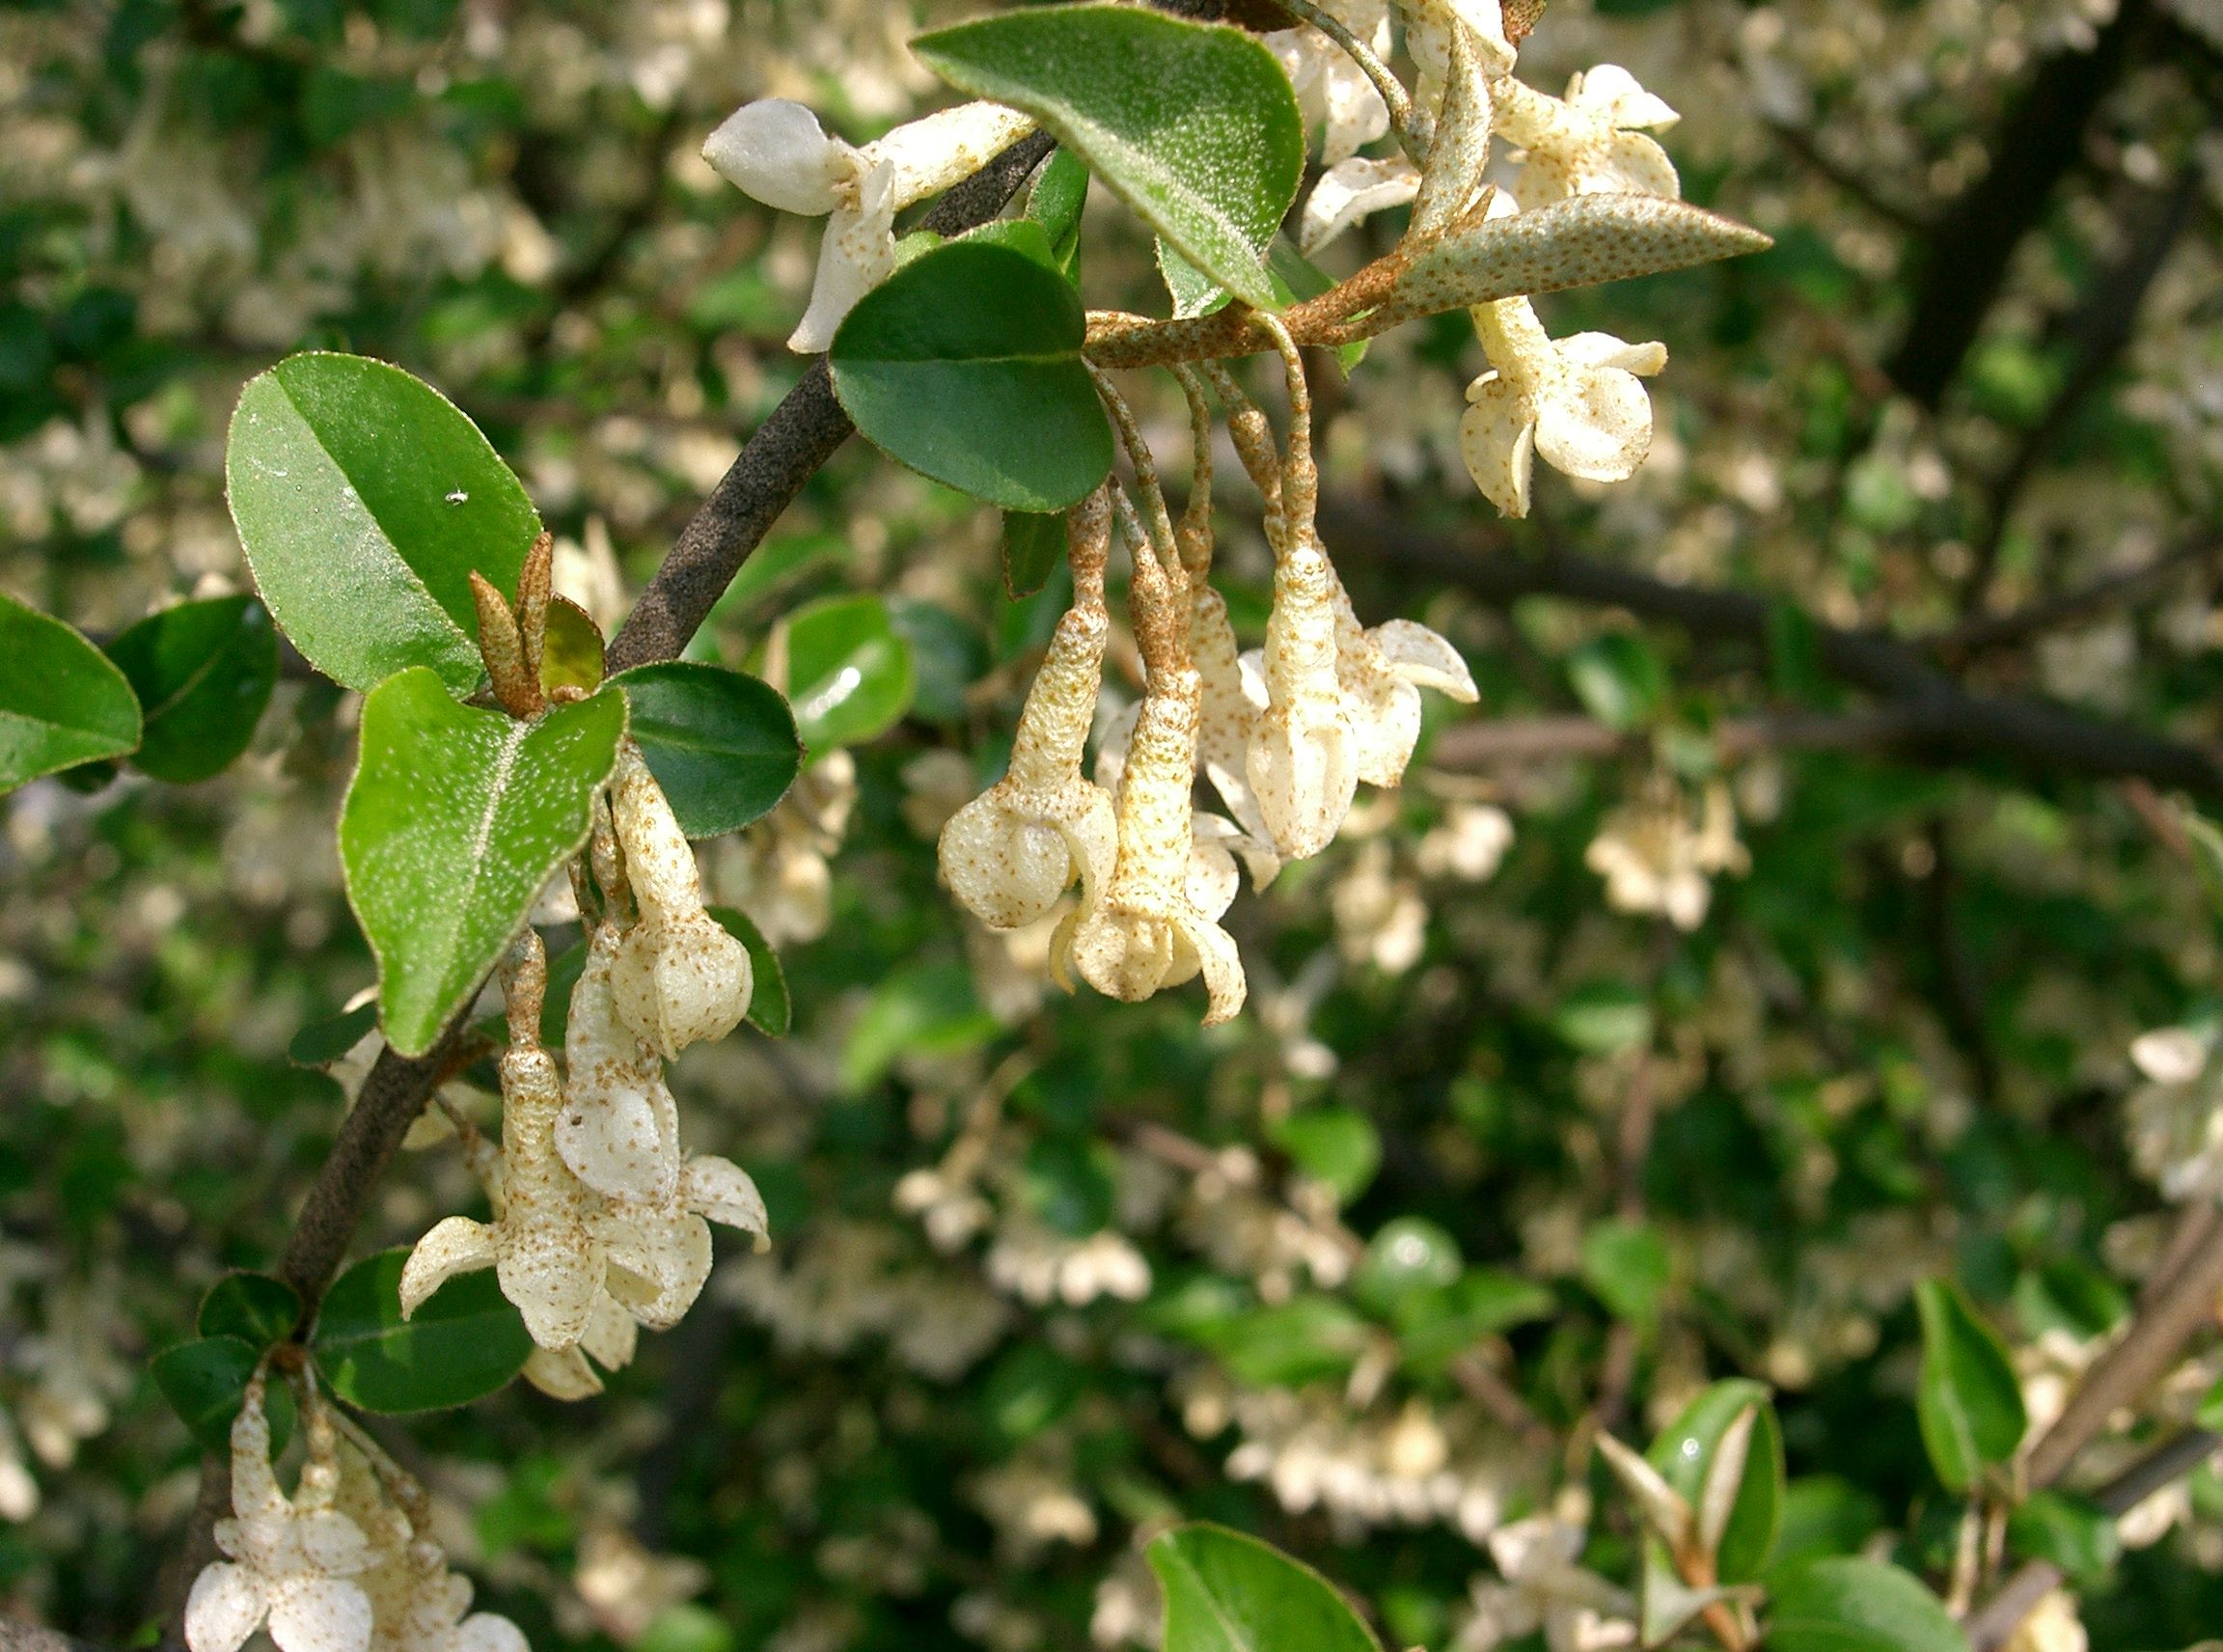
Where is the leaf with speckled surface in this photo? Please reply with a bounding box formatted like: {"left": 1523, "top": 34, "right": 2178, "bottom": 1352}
{"left": 227, "top": 352, "right": 541, "bottom": 695}
{"left": 340, "top": 668, "right": 625, "bottom": 1056}
{"left": 914, "top": 5, "right": 1303, "bottom": 312}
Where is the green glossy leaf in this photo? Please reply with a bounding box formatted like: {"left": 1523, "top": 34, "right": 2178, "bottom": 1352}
{"left": 340, "top": 669, "right": 626, "bottom": 1056}
{"left": 889, "top": 599, "right": 987, "bottom": 726}
{"left": 1913, "top": 1278, "right": 2027, "bottom": 1493}
{"left": 1354, "top": 1217, "right": 1461, "bottom": 1313}
{"left": 1186, "top": 1295, "right": 1374, "bottom": 1389}
{"left": 151, "top": 1335, "right": 293, "bottom": 1456}
{"left": 1148, "top": 1522, "right": 1384, "bottom": 1652}
{"left": 841, "top": 962, "right": 996, "bottom": 1091}
{"left": 829, "top": 239, "right": 1112, "bottom": 510}
{"left": 1027, "top": 148, "right": 1089, "bottom": 278}
{"left": 1767, "top": 1559, "right": 1968, "bottom": 1652}
{"left": 1002, "top": 510, "right": 1067, "bottom": 601}
{"left": 198, "top": 1273, "right": 303, "bottom": 1348}
{"left": 1648, "top": 1379, "right": 1784, "bottom": 1583}
{"left": 1268, "top": 1108, "right": 1381, "bottom": 1204}
{"left": 779, "top": 593, "right": 915, "bottom": 756}
{"left": 1568, "top": 633, "right": 1669, "bottom": 732}
{"left": 2008, "top": 1491, "right": 2120, "bottom": 1583}
{"left": 103, "top": 596, "right": 278, "bottom": 783}
{"left": 540, "top": 595, "right": 605, "bottom": 696}
{"left": 1159, "top": 239, "right": 1229, "bottom": 319}
{"left": 1581, "top": 1218, "right": 1670, "bottom": 1324}
{"left": 227, "top": 352, "right": 540, "bottom": 694}
{"left": 1393, "top": 1271, "right": 1554, "bottom": 1370}
{"left": 915, "top": 5, "right": 1304, "bottom": 311}
{"left": 709, "top": 906, "right": 789, "bottom": 1037}
{"left": 615, "top": 661, "right": 800, "bottom": 838}
{"left": 2199, "top": 1372, "right": 2223, "bottom": 1432}
{"left": 313, "top": 1247, "right": 532, "bottom": 1413}
{"left": 288, "top": 1001, "right": 380, "bottom": 1067}
{"left": 0, "top": 592, "right": 142, "bottom": 792}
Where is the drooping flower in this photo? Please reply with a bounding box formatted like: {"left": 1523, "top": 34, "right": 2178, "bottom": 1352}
{"left": 1460, "top": 253, "right": 1667, "bottom": 518}
{"left": 702, "top": 98, "right": 1034, "bottom": 352}
{"left": 402, "top": 937, "right": 605, "bottom": 1352}
{"left": 1329, "top": 568, "right": 1479, "bottom": 787}
{"left": 1456, "top": 1513, "right": 1635, "bottom": 1652}
{"left": 940, "top": 488, "right": 1119, "bottom": 930}
{"left": 1494, "top": 65, "right": 1680, "bottom": 209}
{"left": 184, "top": 1378, "right": 374, "bottom": 1652}
{"left": 1057, "top": 524, "right": 1246, "bottom": 1027}
{"left": 559, "top": 922, "right": 681, "bottom": 1205}
{"left": 593, "top": 1152, "right": 769, "bottom": 1330}
{"left": 519, "top": 1290, "right": 641, "bottom": 1403}
{"left": 1249, "top": 532, "right": 1360, "bottom": 860}
{"left": 606, "top": 743, "right": 752, "bottom": 1059}
{"left": 332, "top": 1438, "right": 528, "bottom": 1652}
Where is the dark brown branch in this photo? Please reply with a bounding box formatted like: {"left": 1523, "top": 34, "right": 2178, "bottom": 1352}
{"left": 605, "top": 131, "right": 1055, "bottom": 674}
{"left": 1937, "top": 530, "right": 2223, "bottom": 666}
{"left": 1884, "top": 0, "right": 2154, "bottom": 407}
{"left": 1331, "top": 500, "right": 2223, "bottom": 802}
{"left": 1962, "top": 161, "right": 2204, "bottom": 608}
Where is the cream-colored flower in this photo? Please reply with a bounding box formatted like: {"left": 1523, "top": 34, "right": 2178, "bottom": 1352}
{"left": 1268, "top": 0, "right": 1392, "bottom": 166}
{"left": 1249, "top": 534, "right": 1360, "bottom": 859}
{"left": 519, "top": 1293, "right": 641, "bottom": 1403}
{"left": 333, "top": 1442, "right": 527, "bottom": 1652}
{"left": 1417, "top": 802, "right": 1515, "bottom": 881}
{"left": 1189, "top": 583, "right": 1282, "bottom": 888}
{"left": 941, "top": 490, "right": 1118, "bottom": 931}
{"left": 185, "top": 1381, "right": 374, "bottom": 1652}
{"left": 1457, "top": 1515, "right": 1634, "bottom": 1652}
{"left": 403, "top": 939, "right": 605, "bottom": 1352}
{"left": 559, "top": 923, "right": 681, "bottom": 1204}
{"left": 1330, "top": 569, "right": 1478, "bottom": 787}
{"left": 592, "top": 1152, "right": 768, "bottom": 1331}
{"left": 1495, "top": 65, "right": 1680, "bottom": 209}
{"left": 1462, "top": 282, "right": 1666, "bottom": 518}
{"left": 2127, "top": 1027, "right": 2223, "bottom": 1200}
{"left": 702, "top": 98, "right": 1034, "bottom": 352}
{"left": 1303, "top": 154, "right": 1423, "bottom": 254}
{"left": 607, "top": 745, "right": 752, "bottom": 1059}
{"left": 1059, "top": 524, "right": 1247, "bottom": 1026}
{"left": 1584, "top": 777, "right": 1747, "bottom": 931}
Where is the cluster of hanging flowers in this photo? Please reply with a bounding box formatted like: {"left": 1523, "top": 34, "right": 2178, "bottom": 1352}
{"left": 697, "top": 1, "right": 1768, "bottom": 1024}
{"left": 186, "top": 1373, "right": 527, "bottom": 1652}
{"left": 392, "top": 547, "right": 768, "bottom": 1394}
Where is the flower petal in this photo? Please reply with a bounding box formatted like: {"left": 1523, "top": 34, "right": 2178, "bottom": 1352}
{"left": 398, "top": 1217, "right": 497, "bottom": 1319}
{"left": 1595, "top": 130, "right": 1680, "bottom": 199}
{"left": 521, "top": 1345, "right": 604, "bottom": 1402}
{"left": 1459, "top": 380, "right": 1538, "bottom": 517}
{"left": 788, "top": 168, "right": 897, "bottom": 354}
{"left": 454, "top": 1614, "right": 532, "bottom": 1652}
{"left": 1374, "top": 619, "right": 1479, "bottom": 702}
{"left": 184, "top": 1562, "right": 267, "bottom": 1652}
{"left": 701, "top": 99, "right": 854, "bottom": 215}
{"left": 1186, "top": 814, "right": 1244, "bottom": 922}
{"left": 496, "top": 1227, "right": 602, "bottom": 1352}
{"left": 2132, "top": 1028, "right": 2208, "bottom": 1086}
{"left": 265, "top": 1576, "right": 373, "bottom": 1652}
{"left": 290, "top": 1509, "right": 370, "bottom": 1576}
{"left": 1534, "top": 366, "right": 1655, "bottom": 482}
{"left": 1558, "top": 332, "right": 1667, "bottom": 376}
{"left": 1570, "top": 65, "right": 1680, "bottom": 130}
{"left": 1300, "top": 155, "right": 1420, "bottom": 254}
{"left": 863, "top": 102, "right": 1035, "bottom": 207}
{"left": 682, "top": 1155, "right": 769, "bottom": 1237}
{"left": 1186, "top": 913, "right": 1249, "bottom": 1028}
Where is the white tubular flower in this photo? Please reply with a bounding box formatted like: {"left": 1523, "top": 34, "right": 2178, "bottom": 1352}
{"left": 559, "top": 922, "right": 681, "bottom": 1204}
{"left": 1268, "top": 0, "right": 1392, "bottom": 166}
{"left": 1249, "top": 534, "right": 1360, "bottom": 860}
{"left": 702, "top": 98, "right": 1033, "bottom": 352}
{"left": 608, "top": 744, "right": 752, "bottom": 1058}
{"left": 1495, "top": 65, "right": 1680, "bottom": 209}
{"left": 1584, "top": 777, "right": 1747, "bottom": 932}
{"left": 404, "top": 939, "right": 605, "bottom": 1352}
{"left": 1096, "top": 708, "right": 1273, "bottom": 915}
{"left": 1061, "top": 661, "right": 1247, "bottom": 1027}
{"left": 334, "top": 1443, "right": 528, "bottom": 1652}
{"left": 594, "top": 1155, "right": 769, "bottom": 1331}
{"left": 940, "top": 490, "right": 1119, "bottom": 930}
{"left": 1460, "top": 275, "right": 1666, "bottom": 517}
{"left": 185, "top": 1380, "right": 373, "bottom": 1652}
{"left": 1457, "top": 1514, "right": 1633, "bottom": 1652}
{"left": 1328, "top": 568, "right": 1478, "bottom": 788}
